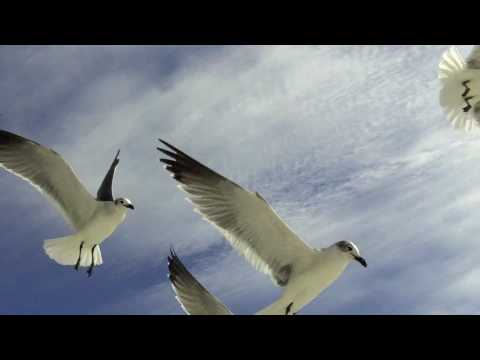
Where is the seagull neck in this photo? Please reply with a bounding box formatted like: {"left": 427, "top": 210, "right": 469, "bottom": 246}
{"left": 316, "top": 246, "right": 351, "bottom": 266}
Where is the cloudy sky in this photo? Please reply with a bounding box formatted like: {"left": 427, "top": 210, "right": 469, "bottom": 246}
{"left": 1, "top": 45, "right": 479, "bottom": 315}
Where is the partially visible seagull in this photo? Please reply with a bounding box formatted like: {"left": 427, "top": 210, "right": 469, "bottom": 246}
{"left": 158, "top": 140, "right": 367, "bottom": 315}
{"left": 168, "top": 249, "right": 233, "bottom": 315}
{"left": 439, "top": 45, "right": 480, "bottom": 130}
{"left": 0, "top": 129, "right": 134, "bottom": 276}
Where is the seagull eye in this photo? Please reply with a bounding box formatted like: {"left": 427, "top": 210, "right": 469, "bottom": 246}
{"left": 347, "top": 246, "right": 353, "bottom": 251}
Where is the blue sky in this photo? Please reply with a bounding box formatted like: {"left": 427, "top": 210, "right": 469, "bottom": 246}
{"left": 1, "top": 45, "right": 480, "bottom": 314}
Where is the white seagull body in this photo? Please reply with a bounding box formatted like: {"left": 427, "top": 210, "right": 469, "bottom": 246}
{"left": 439, "top": 45, "right": 480, "bottom": 130}
{"left": 159, "top": 140, "right": 367, "bottom": 315}
{"left": 0, "top": 130, "right": 134, "bottom": 276}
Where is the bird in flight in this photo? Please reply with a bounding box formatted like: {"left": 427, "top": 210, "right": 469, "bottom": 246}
{"left": 0, "top": 129, "right": 134, "bottom": 277}
{"left": 158, "top": 139, "right": 367, "bottom": 315}
{"left": 168, "top": 248, "right": 233, "bottom": 315}
{"left": 439, "top": 45, "right": 480, "bottom": 130}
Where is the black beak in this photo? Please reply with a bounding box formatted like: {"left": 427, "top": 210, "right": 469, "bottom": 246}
{"left": 354, "top": 256, "right": 367, "bottom": 268}
{"left": 126, "top": 204, "right": 135, "bottom": 210}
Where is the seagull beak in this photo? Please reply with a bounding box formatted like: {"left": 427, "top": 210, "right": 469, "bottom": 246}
{"left": 126, "top": 204, "right": 135, "bottom": 210}
{"left": 354, "top": 256, "right": 367, "bottom": 268}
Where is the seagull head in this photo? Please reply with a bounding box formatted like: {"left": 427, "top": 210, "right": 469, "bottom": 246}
{"left": 336, "top": 240, "right": 367, "bottom": 268}
{"left": 114, "top": 197, "right": 135, "bottom": 210}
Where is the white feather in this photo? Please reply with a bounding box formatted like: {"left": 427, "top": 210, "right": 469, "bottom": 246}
{"left": 43, "top": 235, "right": 104, "bottom": 267}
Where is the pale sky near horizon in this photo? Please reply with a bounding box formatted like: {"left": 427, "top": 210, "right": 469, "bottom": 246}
{"left": 1, "top": 45, "right": 480, "bottom": 314}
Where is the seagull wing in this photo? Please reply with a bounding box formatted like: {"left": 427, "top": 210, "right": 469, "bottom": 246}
{"left": 97, "top": 150, "right": 120, "bottom": 201}
{"left": 158, "top": 139, "right": 315, "bottom": 287}
{"left": 466, "top": 45, "right": 480, "bottom": 69}
{"left": 0, "top": 130, "right": 97, "bottom": 230}
{"left": 168, "top": 249, "right": 233, "bottom": 315}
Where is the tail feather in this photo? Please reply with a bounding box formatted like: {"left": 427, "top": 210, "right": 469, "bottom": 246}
{"left": 438, "top": 46, "right": 480, "bottom": 131}
{"left": 93, "top": 247, "right": 103, "bottom": 266}
{"left": 43, "top": 236, "right": 103, "bottom": 267}
{"left": 439, "top": 46, "right": 466, "bottom": 80}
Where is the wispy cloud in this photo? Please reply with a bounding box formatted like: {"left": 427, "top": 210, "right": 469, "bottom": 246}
{"left": 0, "top": 45, "right": 479, "bottom": 314}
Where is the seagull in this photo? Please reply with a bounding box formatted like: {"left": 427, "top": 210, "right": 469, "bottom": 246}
{"left": 158, "top": 139, "right": 367, "bottom": 315}
{"left": 439, "top": 45, "right": 480, "bottom": 130}
{"left": 0, "top": 129, "right": 134, "bottom": 277}
{"left": 168, "top": 248, "right": 233, "bottom": 315}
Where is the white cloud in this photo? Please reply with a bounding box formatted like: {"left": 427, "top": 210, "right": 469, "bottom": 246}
{"left": 2, "top": 45, "right": 480, "bottom": 314}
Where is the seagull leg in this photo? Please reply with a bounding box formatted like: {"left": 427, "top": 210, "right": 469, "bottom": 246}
{"left": 74, "top": 242, "right": 84, "bottom": 271}
{"left": 462, "top": 80, "right": 471, "bottom": 97}
{"left": 285, "top": 302, "right": 294, "bottom": 315}
{"left": 463, "top": 96, "right": 475, "bottom": 112}
{"left": 87, "top": 245, "right": 97, "bottom": 278}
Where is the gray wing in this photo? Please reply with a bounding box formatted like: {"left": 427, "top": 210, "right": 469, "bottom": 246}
{"left": 466, "top": 45, "right": 480, "bottom": 69}
{"left": 0, "top": 130, "right": 97, "bottom": 230}
{"left": 167, "top": 249, "right": 233, "bottom": 315}
{"left": 97, "top": 150, "right": 120, "bottom": 201}
{"left": 157, "top": 139, "right": 315, "bottom": 287}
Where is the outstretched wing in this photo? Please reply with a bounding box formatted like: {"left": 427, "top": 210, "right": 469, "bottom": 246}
{"left": 157, "top": 139, "right": 315, "bottom": 287}
{"left": 167, "top": 249, "right": 233, "bottom": 315}
{"left": 97, "top": 150, "right": 120, "bottom": 201}
{"left": 0, "top": 130, "right": 97, "bottom": 230}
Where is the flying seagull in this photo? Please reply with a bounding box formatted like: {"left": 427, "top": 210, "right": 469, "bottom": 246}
{"left": 0, "top": 129, "right": 134, "bottom": 276}
{"left": 168, "top": 249, "right": 233, "bottom": 315}
{"left": 158, "top": 140, "right": 367, "bottom": 315}
{"left": 439, "top": 45, "right": 480, "bottom": 130}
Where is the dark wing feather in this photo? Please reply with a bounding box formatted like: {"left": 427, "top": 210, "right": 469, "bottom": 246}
{"left": 96, "top": 150, "right": 120, "bottom": 201}
{"left": 168, "top": 249, "right": 232, "bottom": 315}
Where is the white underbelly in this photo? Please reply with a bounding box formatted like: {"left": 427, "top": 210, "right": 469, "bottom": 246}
{"left": 287, "top": 267, "right": 346, "bottom": 312}
{"left": 82, "top": 222, "right": 116, "bottom": 245}
{"left": 461, "top": 70, "right": 480, "bottom": 93}
{"left": 257, "top": 257, "right": 349, "bottom": 315}
{"left": 79, "top": 209, "right": 125, "bottom": 245}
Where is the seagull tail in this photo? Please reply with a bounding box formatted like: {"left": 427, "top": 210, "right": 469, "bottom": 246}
{"left": 438, "top": 46, "right": 479, "bottom": 130}
{"left": 43, "top": 235, "right": 103, "bottom": 267}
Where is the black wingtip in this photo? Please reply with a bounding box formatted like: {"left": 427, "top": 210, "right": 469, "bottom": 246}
{"left": 115, "top": 149, "right": 120, "bottom": 159}
{"left": 0, "top": 129, "right": 28, "bottom": 146}
{"left": 158, "top": 148, "right": 179, "bottom": 160}
{"left": 159, "top": 158, "right": 176, "bottom": 167}
{"left": 158, "top": 138, "right": 172, "bottom": 149}
{"left": 167, "top": 247, "right": 181, "bottom": 284}
{"left": 156, "top": 145, "right": 175, "bottom": 158}
{"left": 167, "top": 247, "right": 177, "bottom": 266}
{"left": 157, "top": 139, "right": 187, "bottom": 157}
